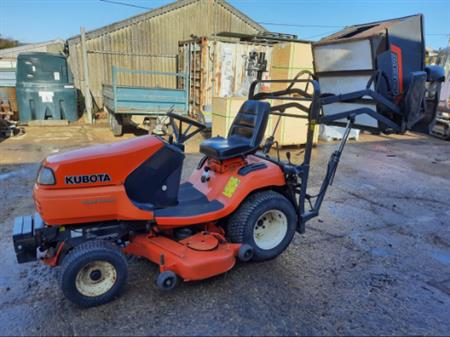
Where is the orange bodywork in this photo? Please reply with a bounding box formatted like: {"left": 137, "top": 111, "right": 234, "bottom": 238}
{"left": 34, "top": 184, "right": 153, "bottom": 225}
{"left": 121, "top": 153, "right": 285, "bottom": 281}
{"left": 33, "top": 134, "right": 287, "bottom": 282}
{"left": 34, "top": 135, "right": 285, "bottom": 228}
{"left": 34, "top": 135, "right": 163, "bottom": 225}
{"left": 155, "top": 155, "right": 286, "bottom": 227}
{"left": 123, "top": 231, "right": 241, "bottom": 281}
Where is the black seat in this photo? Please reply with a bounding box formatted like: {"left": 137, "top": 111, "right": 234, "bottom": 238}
{"left": 200, "top": 100, "right": 270, "bottom": 161}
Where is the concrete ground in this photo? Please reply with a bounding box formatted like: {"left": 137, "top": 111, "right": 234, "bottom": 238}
{"left": 0, "top": 124, "right": 449, "bottom": 336}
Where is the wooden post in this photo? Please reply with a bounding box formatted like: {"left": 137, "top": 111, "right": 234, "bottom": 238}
{"left": 80, "top": 27, "right": 93, "bottom": 124}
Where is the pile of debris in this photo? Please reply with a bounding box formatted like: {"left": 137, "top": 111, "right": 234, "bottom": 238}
{"left": 0, "top": 99, "right": 24, "bottom": 138}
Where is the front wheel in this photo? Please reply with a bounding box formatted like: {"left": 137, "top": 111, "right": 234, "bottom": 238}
{"left": 59, "top": 240, "right": 128, "bottom": 307}
{"left": 226, "top": 190, "right": 297, "bottom": 261}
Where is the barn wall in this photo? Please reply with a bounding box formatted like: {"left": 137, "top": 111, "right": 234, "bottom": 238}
{"left": 67, "top": 0, "right": 263, "bottom": 107}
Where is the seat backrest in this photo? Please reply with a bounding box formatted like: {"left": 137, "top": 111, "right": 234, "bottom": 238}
{"left": 227, "top": 100, "right": 270, "bottom": 148}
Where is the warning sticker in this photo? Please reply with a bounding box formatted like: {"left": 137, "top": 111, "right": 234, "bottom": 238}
{"left": 38, "top": 91, "right": 54, "bottom": 103}
{"left": 222, "top": 177, "right": 240, "bottom": 198}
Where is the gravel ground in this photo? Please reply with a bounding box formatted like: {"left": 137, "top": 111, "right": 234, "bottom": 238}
{"left": 0, "top": 125, "right": 449, "bottom": 336}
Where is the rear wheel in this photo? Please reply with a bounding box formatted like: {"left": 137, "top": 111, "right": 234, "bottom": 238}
{"left": 226, "top": 190, "right": 297, "bottom": 261}
{"left": 59, "top": 240, "right": 128, "bottom": 307}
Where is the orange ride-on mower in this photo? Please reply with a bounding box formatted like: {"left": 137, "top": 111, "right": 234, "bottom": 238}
{"left": 12, "top": 73, "right": 431, "bottom": 307}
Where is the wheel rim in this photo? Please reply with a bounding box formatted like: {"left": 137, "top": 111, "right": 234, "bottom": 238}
{"left": 253, "top": 210, "right": 288, "bottom": 250}
{"left": 164, "top": 278, "right": 174, "bottom": 288}
{"left": 75, "top": 261, "right": 117, "bottom": 297}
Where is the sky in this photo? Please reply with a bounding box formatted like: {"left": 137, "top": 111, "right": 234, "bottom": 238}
{"left": 1, "top": 0, "right": 449, "bottom": 49}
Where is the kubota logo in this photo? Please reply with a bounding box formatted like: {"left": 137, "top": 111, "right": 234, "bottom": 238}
{"left": 65, "top": 174, "right": 112, "bottom": 185}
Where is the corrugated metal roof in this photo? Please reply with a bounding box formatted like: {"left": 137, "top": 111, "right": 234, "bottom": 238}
{"left": 67, "top": 0, "right": 265, "bottom": 43}
{"left": 0, "top": 39, "right": 65, "bottom": 58}
{"left": 217, "top": 31, "right": 312, "bottom": 44}
{"left": 316, "top": 14, "right": 422, "bottom": 45}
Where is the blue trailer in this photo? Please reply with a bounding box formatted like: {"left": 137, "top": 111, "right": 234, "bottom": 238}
{"left": 102, "top": 67, "right": 189, "bottom": 136}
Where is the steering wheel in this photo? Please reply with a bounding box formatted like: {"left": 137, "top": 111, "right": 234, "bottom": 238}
{"left": 166, "top": 111, "right": 206, "bottom": 144}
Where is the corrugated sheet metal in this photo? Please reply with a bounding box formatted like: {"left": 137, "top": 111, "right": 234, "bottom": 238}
{"left": 0, "top": 60, "right": 17, "bottom": 87}
{"left": 67, "top": 0, "right": 265, "bottom": 107}
{"left": 316, "top": 14, "right": 420, "bottom": 45}
{"left": 0, "top": 40, "right": 65, "bottom": 59}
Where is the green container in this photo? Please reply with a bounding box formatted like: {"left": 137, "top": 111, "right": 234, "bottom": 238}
{"left": 16, "top": 52, "right": 78, "bottom": 123}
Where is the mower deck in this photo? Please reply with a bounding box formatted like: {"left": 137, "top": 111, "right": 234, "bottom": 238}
{"left": 123, "top": 232, "right": 240, "bottom": 281}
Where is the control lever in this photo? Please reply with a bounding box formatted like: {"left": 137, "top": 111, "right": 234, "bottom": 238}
{"left": 286, "top": 151, "right": 292, "bottom": 164}
{"left": 263, "top": 136, "right": 274, "bottom": 154}
{"left": 283, "top": 151, "right": 302, "bottom": 176}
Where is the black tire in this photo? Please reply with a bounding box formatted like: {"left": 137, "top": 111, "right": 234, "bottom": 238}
{"left": 238, "top": 244, "right": 254, "bottom": 262}
{"left": 156, "top": 271, "right": 179, "bottom": 291}
{"left": 226, "top": 190, "right": 297, "bottom": 261}
{"left": 109, "top": 112, "right": 123, "bottom": 137}
{"left": 59, "top": 240, "right": 128, "bottom": 307}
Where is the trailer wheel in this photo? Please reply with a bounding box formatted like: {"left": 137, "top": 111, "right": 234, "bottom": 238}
{"left": 109, "top": 112, "right": 123, "bottom": 137}
{"left": 59, "top": 240, "right": 128, "bottom": 307}
{"left": 226, "top": 190, "right": 297, "bottom": 261}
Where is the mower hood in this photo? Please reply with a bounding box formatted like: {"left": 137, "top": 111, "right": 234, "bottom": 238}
{"left": 39, "top": 135, "right": 164, "bottom": 189}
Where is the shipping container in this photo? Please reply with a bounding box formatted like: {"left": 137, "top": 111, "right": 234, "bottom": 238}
{"left": 179, "top": 37, "right": 273, "bottom": 123}
{"left": 206, "top": 38, "right": 317, "bottom": 146}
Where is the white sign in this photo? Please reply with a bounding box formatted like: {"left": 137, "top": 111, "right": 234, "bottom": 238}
{"left": 39, "top": 91, "right": 54, "bottom": 103}
{"left": 53, "top": 72, "right": 60, "bottom": 81}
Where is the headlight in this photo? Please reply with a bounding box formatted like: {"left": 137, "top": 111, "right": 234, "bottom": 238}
{"left": 37, "top": 166, "right": 56, "bottom": 185}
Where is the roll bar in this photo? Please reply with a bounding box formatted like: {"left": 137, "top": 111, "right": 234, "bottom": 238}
{"left": 248, "top": 74, "right": 407, "bottom": 233}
